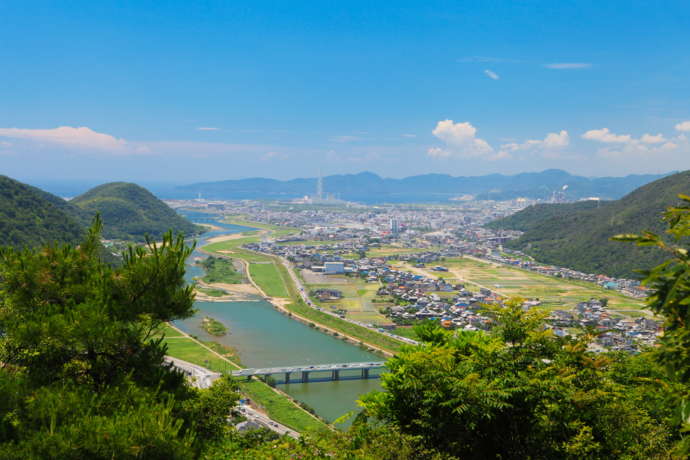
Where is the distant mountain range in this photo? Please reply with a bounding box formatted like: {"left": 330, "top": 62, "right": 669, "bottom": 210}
{"left": 172, "top": 169, "right": 670, "bottom": 203}
{"left": 0, "top": 176, "right": 200, "bottom": 248}
{"left": 488, "top": 170, "right": 690, "bottom": 278}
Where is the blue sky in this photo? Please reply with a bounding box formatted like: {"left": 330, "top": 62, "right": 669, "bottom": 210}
{"left": 1, "top": 0, "right": 689, "bottom": 185}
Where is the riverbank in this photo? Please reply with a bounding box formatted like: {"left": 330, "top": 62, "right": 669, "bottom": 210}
{"left": 161, "top": 322, "right": 329, "bottom": 433}
{"left": 200, "top": 224, "right": 405, "bottom": 356}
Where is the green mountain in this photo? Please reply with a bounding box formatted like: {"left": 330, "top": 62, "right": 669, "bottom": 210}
{"left": 70, "top": 182, "right": 200, "bottom": 242}
{"left": 0, "top": 175, "right": 86, "bottom": 248}
{"left": 488, "top": 170, "right": 690, "bottom": 278}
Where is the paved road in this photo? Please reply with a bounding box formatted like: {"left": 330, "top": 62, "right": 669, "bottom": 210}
{"left": 236, "top": 404, "right": 300, "bottom": 438}
{"left": 165, "top": 356, "right": 301, "bottom": 438}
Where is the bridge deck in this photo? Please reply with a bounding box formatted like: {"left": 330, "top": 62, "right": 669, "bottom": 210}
{"left": 232, "top": 361, "right": 385, "bottom": 377}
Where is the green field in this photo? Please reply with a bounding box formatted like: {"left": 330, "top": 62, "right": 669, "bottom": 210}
{"left": 405, "top": 257, "right": 647, "bottom": 317}
{"left": 249, "top": 262, "right": 291, "bottom": 298}
{"left": 164, "top": 338, "right": 239, "bottom": 373}
{"left": 306, "top": 275, "right": 391, "bottom": 325}
{"left": 223, "top": 216, "right": 300, "bottom": 238}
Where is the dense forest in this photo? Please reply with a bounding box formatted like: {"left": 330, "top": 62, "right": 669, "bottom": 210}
{"left": 488, "top": 170, "right": 690, "bottom": 278}
{"left": 0, "top": 175, "right": 85, "bottom": 248}
{"left": 1, "top": 201, "right": 690, "bottom": 458}
{"left": 71, "top": 182, "right": 202, "bottom": 242}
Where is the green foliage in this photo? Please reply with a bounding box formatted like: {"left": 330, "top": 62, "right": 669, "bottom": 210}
{"left": 0, "top": 218, "right": 238, "bottom": 458}
{"left": 201, "top": 316, "right": 228, "bottom": 336}
{"left": 490, "top": 170, "right": 690, "bottom": 277}
{"left": 200, "top": 256, "right": 243, "bottom": 284}
{"left": 615, "top": 193, "right": 690, "bottom": 454}
{"left": 360, "top": 299, "right": 676, "bottom": 459}
{"left": 0, "top": 175, "right": 85, "bottom": 248}
{"left": 70, "top": 182, "right": 201, "bottom": 242}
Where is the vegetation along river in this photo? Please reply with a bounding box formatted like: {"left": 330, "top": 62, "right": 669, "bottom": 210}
{"left": 174, "top": 211, "right": 382, "bottom": 424}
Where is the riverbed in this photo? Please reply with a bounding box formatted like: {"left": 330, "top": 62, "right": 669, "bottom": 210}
{"left": 175, "top": 210, "right": 382, "bottom": 424}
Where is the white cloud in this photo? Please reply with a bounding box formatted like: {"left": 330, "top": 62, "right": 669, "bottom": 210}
{"left": 543, "top": 130, "right": 570, "bottom": 148}
{"left": 0, "top": 126, "right": 128, "bottom": 151}
{"left": 484, "top": 69, "right": 500, "bottom": 80}
{"left": 543, "top": 63, "right": 592, "bottom": 69}
{"left": 197, "top": 127, "right": 219, "bottom": 131}
{"left": 500, "top": 130, "right": 569, "bottom": 156}
{"left": 640, "top": 133, "right": 666, "bottom": 144}
{"left": 676, "top": 121, "right": 690, "bottom": 132}
{"left": 582, "top": 128, "right": 632, "bottom": 143}
{"left": 583, "top": 126, "right": 686, "bottom": 158}
{"left": 429, "top": 120, "right": 493, "bottom": 158}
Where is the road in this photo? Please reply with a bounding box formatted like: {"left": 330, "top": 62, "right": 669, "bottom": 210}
{"left": 165, "top": 356, "right": 301, "bottom": 438}
{"left": 236, "top": 404, "right": 300, "bottom": 439}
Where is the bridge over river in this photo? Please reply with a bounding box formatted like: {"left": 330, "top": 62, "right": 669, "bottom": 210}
{"left": 232, "top": 361, "right": 386, "bottom": 384}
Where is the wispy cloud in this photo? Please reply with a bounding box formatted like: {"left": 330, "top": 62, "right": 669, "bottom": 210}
{"left": 402, "top": 133, "right": 416, "bottom": 138}
{"left": 0, "top": 126, "right": 136, "bottom": 152}
{"left": 484, "top": 69, "right": 500, "bottom": 80}
{"left": 331, "top": 135, "right": 361, "bottom": 143}
{"left": 197, "top": 127, "right": 219, "bottom": 131}
{"left": 543, "top": 62, "right": 592, "bottom": 69}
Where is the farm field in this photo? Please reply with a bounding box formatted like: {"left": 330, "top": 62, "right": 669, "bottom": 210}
{"left": 400, "top": 257, "right": 647, "bottom": 317}
{"left": 304, "top": 273, "right": 392, "bottom": 326}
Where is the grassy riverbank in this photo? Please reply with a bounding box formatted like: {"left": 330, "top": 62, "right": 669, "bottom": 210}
{"left": 159, "top": 326, "right": 327, "bottom": 433}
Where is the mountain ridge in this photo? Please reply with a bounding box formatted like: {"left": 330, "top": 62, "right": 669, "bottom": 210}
{"left": 71, "top": 182, "right": 201, "bottom": 242}
{"left": 488, "top": 170, "right": 690, "bottom": 277}
{"left": 174, "top": 169, "right": 670, "bottom": 203}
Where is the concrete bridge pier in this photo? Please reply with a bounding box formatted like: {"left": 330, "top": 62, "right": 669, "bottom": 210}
{"left": 362, "top": 368, "right": 369, "bottom": 379}
{"left": 284, "top": 372, "right": 291, "bottom": 384}
{"left": 301, "top": 371, "right": 309, "bottom": 382}
{"left": 332, "top": 370, "right": 340, "bottom": 381}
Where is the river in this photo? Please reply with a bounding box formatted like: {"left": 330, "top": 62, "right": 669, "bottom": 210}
{"left": 174, "top": 210, "right": 382, "bottom": 424}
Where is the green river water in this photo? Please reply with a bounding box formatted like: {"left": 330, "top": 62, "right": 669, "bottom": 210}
{"left": 175, "top": 211, "right": 382, "bottom": 424}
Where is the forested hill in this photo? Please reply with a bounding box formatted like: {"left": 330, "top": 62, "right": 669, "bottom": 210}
{"left": 488, "top": 170, "right": 690, "bottom": 278}
{"left": 0, "top": 175, "right": 86, "bottom": 248}
{"left": 70, "top": 182, "right": 201, "bottom": 242}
